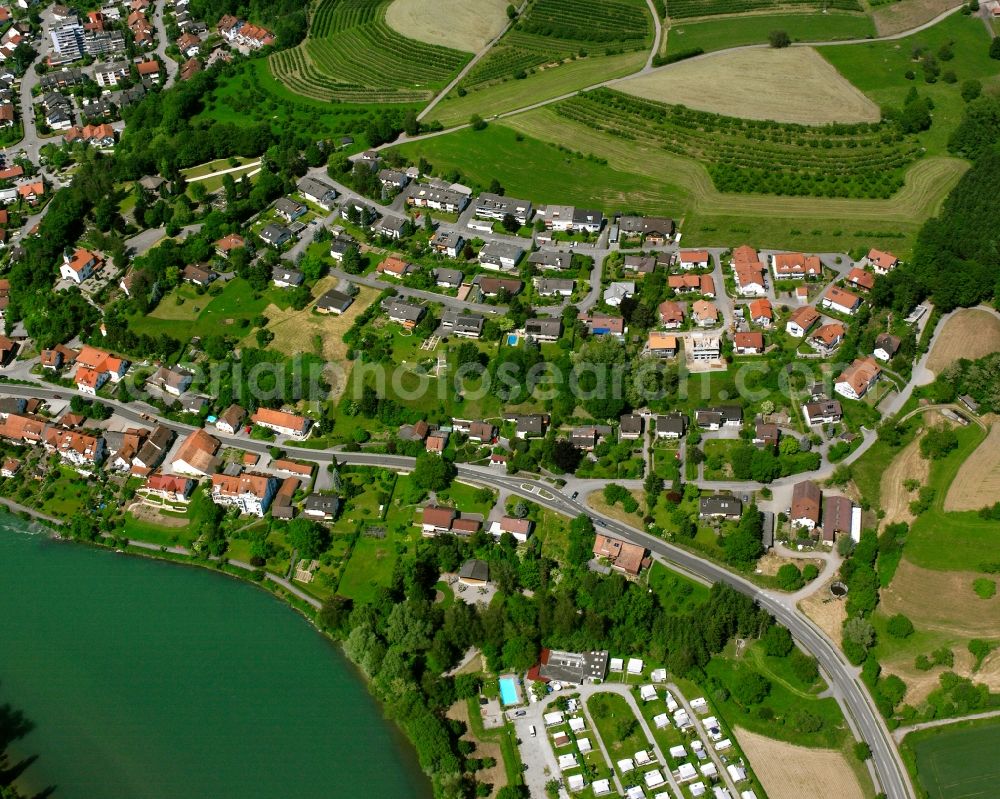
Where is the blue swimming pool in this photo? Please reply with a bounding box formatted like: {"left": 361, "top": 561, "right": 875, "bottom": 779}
{"left": 499, "top": 677, "right": 518, "bottom": 706}
{"left": 507, "top": 334, "right": 519, "bottom": 346}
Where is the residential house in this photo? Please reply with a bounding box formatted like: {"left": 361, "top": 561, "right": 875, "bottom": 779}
{"left": 790, "top": 480, "right": 822, "bottom": 531}
{"left": 624, "top": 255, "right": 657, "bottom": 275}
{"left": 304, "top": 494, "right": 340, "bottom": 521}
{"left": 808, "top": 323, "right": 846, "bottom": 356}
{"left": 753, "top": 420, "right": 779, "bottom": 450}
{"left": 274, "top": 197, "right": 306, "bottom": 223}
{"left": 489, "top": 516, "right": 533, "bottom": 542}
{"left": 785, "top": 306, "right": 820, "bottom": 338}
{"left": 593, "top": 533, "right": 647, "bottom": 576}
{"left": 454, "top": 420, "right": 495, "bottom": 443}
{"left": 251, "top": 408, "right": 312, "bottom": 438}
{"left": 429, "top": 230, "right": 464, "bottom": 258}
{"left": 733, "top": 331, "right": 764, "bottom": 355}
{"left": 215, "top": 233, "right": 245, "bottom": 257}
{"left": 176, "top": 31, "right": 200, "bottom": 56}
{"left": 689, "top": 333, "right": 722, "bottom": 361}
{"left": 658, "top": 300, "right": 685, "bottom": 329}
{"left": 570, "top": 425, "right": 612, "bottom": 451}
{"left": 476, "top": 277, "right": 522, "bottom": 298}
{"left": 528, "top": 250, "right": 572, "bottom": 271}
{"left": 131, "top": 426, "right": 174, "bottom": 476}
{"left": 734, "top": 265, "right": 767, "bottom": 296}
{"left": 822, "top": 286, "right": 862, "bottom": 316}
{"left": 406, "top": 184, "right": 469, "bottom": 213}
{"left": 440, "top": 310, "right": 484, "bottom": 338}
{"left": 771, "top": 253, "right": 822, "bottom": 279}
{"left": 210, "top": 473, "right": 278, "bottom": 517}
{"left": 699, "top": 495, "right": 742, "bottom": 520}
{"left": 170, "top": 429, "right": 221, "bottom": 477}
{"left": 215, "top": 404, "right": 246, "bottom": 434}
{"left": 619, "top": 414, "right": 643, "bottom": 440}
{"left": 534, "top": 278, "right": 574, "bottom": 297}
{"left": 377, "top": 168, "right": 410, "bottom": 191}
{"left": 258, "top": 224, "right": 291, "bottom": 248}
{"left": 373, "top": 216, "right": 407, "bottom": 240}
{"left": 44, "top": 428, "right": 105, "bottom": 471}
{"left": 822, "top": 495, "right": 855, "bottom": 543}
{"left": 865, "top": 249, "right": 898, "bottom": 275}
{"left": 0, "top": 458, "right": 19, "bottom": 477}
{"left": 39, "top": 343, "right": 78, "bottom": 371}
{"left": 692, "top": 300, "right": 719, "bottom": 328}
{"left": 272, "top": 266, "right": 304, "bottom": 288}
{"left": 63, "top": 124, "right": 116, "bottom": 147}
{"left": 434, "top": 268, "right": 463, "bottom": 289}
{"left": 578, "top": 312, "right": 624, "bottom": 339}
{"left": 655, "top": 413, "right": 687, "bottom": 439}
{"left": 377, "top": 255, "right": 412, "bottom": 279}
{"left": 873, "top": 333, "right": 901, "bottom": 362}
{"left": 179, "top": 57, "right": 201, "bottom": 81}
{"left": 0, "top": 335, "right": 16, "bottom": 365}
{"left": 315, "top": 289, "right": 353, "bottom": 315}
{"left": 646, "top": 331, "right": 678, "bottom": 358}
{"left": 295, "top": 176, "right": 337, "bottom": 209}
{"left": 668, "top": 273, "right": 715, "bottom": 296}
{"left": 802, "top": 399, "right": 843, "bottom": 426}
{"left": 678, "top": 250, "right": 710, "bottom": 270}
{"left": 524, "top": 317, "right": 562, "bottom": 342}
{"left": 478, "top": 240, "right": 524, "bottom": 272}
{"left": 148, "top": 365, "right": 193, "bottom": 396}
{"left": 181, "top": 263, "right": 215, "bottom": 286}
{"left": 603, "top": 281, "right": 635, "bottom": 307}
{"left": 136, "top": 59, "right": 160, "bottom": 81}
{"left": 73, "top": 345, "right": 128, "bottom": 394}
{"left": 510, "top": 413, "right": 547, "bottom": 439}
{"left": 834, "top": 356, "right": 881, "bottom": 400}
{"left": 617, "top": 215, "right": 674, "bottom": 243}
{"left": 748, "top": 298, "right": 773, "bottom": 327}
{"left": 384, "top": 299, "right": 425, "bottom": 328}
{"left": 143, "top": 474, "right": 194, "bottom": 503}
{"left": 846, "top": 267, "right": 875, "bottom": 292}
{"left": 474, "top": 192, "right": 533, "bottom": 225}
{"left": 59, "top": 247, "right": 101, "bottom": 284}
{"left": 421, "top": 504, "right": 457, "bottom": 534}
{"left": 696, "top": 406, "right": 742, "bottom": 430}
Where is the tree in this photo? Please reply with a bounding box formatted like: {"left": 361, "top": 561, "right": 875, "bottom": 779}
{"left": 412, "top": 453, "right": 456, "bottom": 491}
{"left": 887, "top": 614, "right": 915, "bottom": 639}
{"left": 776, "top": 563, "right": 804, "bottom": 591}
{"left": 286, "top": 518, "right": 331, "bottom": 558}
{"left": 854, "top": 742, "right": 872, "bottom": 761}
{"left": 470, "top": 114, "right": 487, "bottom": 131}
{"left": 991, "top": 37, "right": 1000, "bottom": 60}
{"left": 761, "top": 625, "right": 794, "bottom": 657}
{"left": 549, "top": 439, "right": 583, "bottom": 473}
{"left": 730, "top": 669, "right": 771, "bottom": 706}
{"left": 769, "top": 30, "right": 790, "bottom": 48}
{"left": 566, "top": 514, "right": 595, "bottom": 567}
{"left": 920, "top": 425, "right": 958, "bottom": 459}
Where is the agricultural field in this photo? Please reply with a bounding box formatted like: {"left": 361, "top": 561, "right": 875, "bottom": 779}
{"left": 270, "top": 0, "right": 470, "bottom": 103}
{"left": 619, "top": 47, "right": 880, "bottom": 125}
{"left": 819, "top": 13, "right": 1000, "bottom": 158}
{"left": 945, "top": 421, "right": 1000, "bottom": 512}
{"left": 553, "top": 87, "right": 923, "bottom": 197}
{"left": 904, "top": 718, "right": 1000, "bottom": 799}
{"left": 664, "top": 13, "right": 876, "bottom": 55}
{"left": 385, "top": 0, "right": 509, "bottom": 52}
{"left": 871, "top": 0, "right": 964, "bottom": 36}
{"left": 926, "top": 308, "right": 1000, "bottom": 376}
{"left": 665, "top": 0, "right": 861, "bottom": 19}
{"left": 458, "top": 0, "right": 652, "bottom": 90}
{"left": 736, "top": 727, "right": 866, "bottom": 799}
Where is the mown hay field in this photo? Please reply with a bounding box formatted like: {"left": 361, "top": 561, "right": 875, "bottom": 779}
{"left": 926, "top": 309, "right": 1000, "bottom": 376}
{"left": 619, "top": 48, "right": 880, "bottom": 125}
{"left": 385, "top": 0, "right": 509, "bottom": 52}
{"left": 945, "top": 420, "right": 1000, "bottom": 512}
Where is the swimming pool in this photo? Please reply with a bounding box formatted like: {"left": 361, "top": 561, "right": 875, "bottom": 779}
{"left": 507, "top": 334, "right": 519, "bottom": 346}
{"left": 499, "top": 677, "right": 518, "bottom": 706}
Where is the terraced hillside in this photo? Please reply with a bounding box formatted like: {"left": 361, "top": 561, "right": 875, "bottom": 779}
{"left": 270, "top": 0, "right": 470, "bottom": 103}
{"left": 554, "top": 88, "right": 923, "bottom": 198}
{"left": 458, "top": 0, "right": 653, "bottom": 91}
{"left": 666, "top": 0, "right": 862, "bottom": 19}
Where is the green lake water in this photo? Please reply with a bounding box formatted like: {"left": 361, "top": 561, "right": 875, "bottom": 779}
{"left": 0, "top": 515, "right": 432, "bottom": 799}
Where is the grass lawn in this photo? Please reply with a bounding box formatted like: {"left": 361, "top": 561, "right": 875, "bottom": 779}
{"left": 703, "top": 438, "right": 742, "bottom": 480}
{"left": 180, "top": 156, "right": 258, "bottom": 180}
{"left": 705, "top": 655, "right": 849, "bottom": 748}
{"left": 903, "top": 423, "right": 996, "bottom": 571}
{"left": 819, "top": 13, "right": 1000, "bottom": 158}
{"left": 666, "top": 13, "right": 875, "bottom": 54}
{"left": 436, "top": 480, "right": 495, "bottom": 517}
{"left": 123, "top": 512, "right": 195, "bottom": 548}
{"left": 429, "top": 51, "right": 647, "bottom": 127}
{"left": 647, "top": 561, "right": 711, "bottom": 613}
{"left": 131, "top": 279, "right": 286, "bottom": 343}
{"left": 587, "top": 692, "right": 652, "bottom": 770}
{"left": 903, "top": 717, "right": 1000, "bottom": 799}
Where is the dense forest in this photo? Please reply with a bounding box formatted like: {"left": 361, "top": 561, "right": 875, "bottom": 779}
{"left": 186, "top": 0, "right": 310, "bottom": 48}
{"left": 873, "top": 96, "right": 1000, "bottom": 314}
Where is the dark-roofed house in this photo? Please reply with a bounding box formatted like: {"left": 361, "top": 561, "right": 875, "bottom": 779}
{"left": 478, "top": 241, "right": 524, "bottom": 272}
{"left": 873, "top": 333, "right": 901, "bottom": 362}
{"left": 655, "top": 413, "right": 687, "bottom": 439}
{"left": 304, "top": 494, "right": 340, "bottom": 521}
{"left": 525, "top": 317, "right": 562, "bottom": 342}
{"left": 511, "top": 414, "right": 547, "bottom": 439}
{"left": 570, "top": 425, "right": 612, "bottom": 451}
{"left": 296, "top": 176, "right": 337, "bottom": 209}
{"left": 272, "top": 266, "right": 304, "bottom": 288}
{"left": 476, "top": 277, "right": 522, "bottom": 298}
{"left": 753, "top": 420, "right": 780, "bottom": 451}
{"left": 618, "top": 215, "right": 675, "bottom": 244}
{"left": 148, "top": 365, "right": 193, "bottom": 396}
{"left": 822, "top": 495, "right": 855, "bottom": 543}
{"left": 215, "top": 404, "right": 245, "bottom": 434}
{"left": 458, "top": 558, "right": 489, "bottom": 586}
{"left": 384, "top": 299, "right": 425, "bottom": 328}
{"left": 474, "top": 192, "right": 533, "bottom": 225}
{"left": 802, "top": 399, "right": 842, "bottom": 426}
{"left": 791, "top": 480, "right": 822, "bottom": 531}
{"left": 699, "top": 495, "right": 743, "bottom": 520}
{"left": 534, "top": 278, "right": 574, "bottom": 298}
{"left": 528, "top": 250, "right": 572, "bottom": 271}
{"left": 274, "top": 197, "right": 307, "bottom": 222}
{"left": 181, "top": 263, "right": 215, "bottom": 286}
{"left": 619, "top": 414, "right": 643, "bottom": 440}
{"left": 434, "top": 267, "right": 464, "bottom": 288}
{"left": 695, "top": 406, "right": 743, "bottom": 430}
{"left": 259, "top": 224, "right": 292, "bottom": 248}
{"left": 441, "top": 310, "right": 484, "bottom": 338}
{"left": 315, "top": 289, "right": 353, "bottom": 315}
{"left": 430, "top": 230, "right": 464, "bottom": 258}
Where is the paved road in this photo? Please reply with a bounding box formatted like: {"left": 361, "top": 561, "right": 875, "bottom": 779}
{"left": 642, "top": 0, "right": 664, "bottom": 72}
{"left": 153, "top": 0, "right": 180, "bottom": 85}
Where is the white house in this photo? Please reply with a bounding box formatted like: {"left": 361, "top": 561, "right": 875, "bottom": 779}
{"left": 678, "top": 249, "right": 710, "bottom": 269}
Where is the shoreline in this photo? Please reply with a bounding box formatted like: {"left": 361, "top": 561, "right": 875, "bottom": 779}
{"left": 0, "top": 514, "right": 437, "bottom": 799}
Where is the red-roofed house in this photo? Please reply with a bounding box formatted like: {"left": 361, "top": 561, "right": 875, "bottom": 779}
{"left": 748, "top": 298, "right": 773, "bottom": 327}
{"left": 60, "top": 248, "right": 101, "bottom": 284}
{"left": 865, "top": 249, "right": 899, "bottom": 275}
{"left": 835, "top": 356, "right": 882, "bottom": 400}
{"left": 822, "top": 286, "right": 862, "bottom": 316}
{"left": 846, "top": 268, "right": 875, "bottom": 292}
{"left": 251, "top": 407, "right": 312, "bottom": 438}
{"left": 678, "top": 250, "right": 710, "bottom": 270}
{"left": 733, "top": 331, "right": 764, "bottom": 355}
